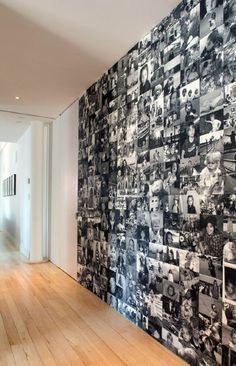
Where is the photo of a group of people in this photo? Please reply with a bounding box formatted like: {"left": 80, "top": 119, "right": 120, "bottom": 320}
{"left": 77, "top": 0, "right": 236, "bottom": 365}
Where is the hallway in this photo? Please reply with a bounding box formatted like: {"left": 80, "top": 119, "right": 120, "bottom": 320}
{"left": 0, "top": 233, "right": 186, "bottom": 366}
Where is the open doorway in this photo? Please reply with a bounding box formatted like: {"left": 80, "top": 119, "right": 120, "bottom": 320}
{"left": 0, "top": 111, "right": 52, "bottom": 261}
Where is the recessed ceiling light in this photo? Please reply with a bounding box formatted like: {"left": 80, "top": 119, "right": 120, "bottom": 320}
{"left": 15, "top": 96, "right": 20, "bottom": 100}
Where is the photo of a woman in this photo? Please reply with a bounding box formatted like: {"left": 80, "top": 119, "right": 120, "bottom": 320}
{"left": 199, "top": 216, "right": 224, "bottom": 259}
{"left": 187, "top": 195, "right": 197, "bottom": 214}
{"left": 139, "top": 64, "right": 151, "bottom": 94}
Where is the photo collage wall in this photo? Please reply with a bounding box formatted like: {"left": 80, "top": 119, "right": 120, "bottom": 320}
{"left": 77, "top": 0, "right": 236, "bottom": 364}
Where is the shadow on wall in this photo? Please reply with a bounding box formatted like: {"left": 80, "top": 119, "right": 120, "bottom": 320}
{"left": 77, "top": 0, "right": 236, "bottom": 365}
{"left": 1, "top": 217, "right": 18, "bottom": 244}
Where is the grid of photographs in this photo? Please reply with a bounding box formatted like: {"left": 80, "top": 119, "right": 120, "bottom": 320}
{"left": 77, "top": 0, "right": 236, "bottom": 365}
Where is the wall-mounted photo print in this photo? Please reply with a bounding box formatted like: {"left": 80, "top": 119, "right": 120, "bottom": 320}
{"left": 224, "top": 266, "right": 236, "bottom": 303}
{"left": 2, "top": 174, "right": 16, "bottom": 197}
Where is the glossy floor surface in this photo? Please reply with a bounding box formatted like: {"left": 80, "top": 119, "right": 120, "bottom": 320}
{"left": 0, "top": 233, "right": 186, "bottom": 365}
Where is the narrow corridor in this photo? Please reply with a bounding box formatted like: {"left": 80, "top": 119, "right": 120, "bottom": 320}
{"left": 0, "top": 233, "right": 186, "bottom": 366}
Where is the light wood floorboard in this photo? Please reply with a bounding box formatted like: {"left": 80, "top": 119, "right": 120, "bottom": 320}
{"left": 0, "top": 233, "right": 187, "bottom": 366}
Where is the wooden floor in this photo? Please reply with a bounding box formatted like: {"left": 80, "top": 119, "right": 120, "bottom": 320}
{"left": 0, "top": 233, "right": 187, "bottom": 366}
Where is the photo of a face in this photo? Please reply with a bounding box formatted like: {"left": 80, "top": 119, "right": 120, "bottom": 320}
{"left": 139, "top": 64, "right": 151, "bottom": 95}
{"left": 206, "top": 221, "right": 215, "bottom": 235}
{"left": 224, "top": 267, "right": 236, "bottom": 303}
{"left": 141, "top": 67, "right": 148, "bottom": 85}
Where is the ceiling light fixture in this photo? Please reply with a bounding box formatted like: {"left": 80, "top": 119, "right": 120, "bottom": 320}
{"left": 15, "top": 96, "right": 20, "bottom": 100}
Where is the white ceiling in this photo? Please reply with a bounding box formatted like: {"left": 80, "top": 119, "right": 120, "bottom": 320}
{"left": 0, "top": 111, "right": 51, "bottom": 142}
{"left": 0, "top": 0, "right": 179, "bottom": 124}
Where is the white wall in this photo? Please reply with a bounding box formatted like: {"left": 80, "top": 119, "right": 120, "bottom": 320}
{"left": 29, "top": 121, "right": 47, "bottom": 262}
{"left": 50, "top": 100, "right": 78, "bottom": 279}
{"left": 0, "top": 127, "right": 31, "bottom": 257}
{"left": 18, "top": 127, "right": 32, "bottom": 257}
{"left": 0, "top": 101, "right": 78, "bottom": 273}
{"left": 0, "top": 122, "right": 48, "bottom": 261}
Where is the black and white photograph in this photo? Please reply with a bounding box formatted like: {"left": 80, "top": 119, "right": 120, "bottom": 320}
{"left": 200, "top": 0, "right": 223, "bottom": 38}
{"left": 162, "top": 296, "right": 180, "bottom": 336}
{"left": 200, "top": 88, "right": 224, "bottom": 117}
{"left": 199, "top": 274, "right": 222, "bottom": 299}
{"left": 225, "top": 82, "right": 236, "bottom": 105}
{"left": 200, "top": 109, "right": 224, "bottom": 135}
{"left": 224, "top": 266, "right": 236, "bottom": 303}
{"left": 180, "top": 79, "right": 200, "bottom": 105}
{"left": 223, "top": 302, "right": 236, "bottom": 329}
